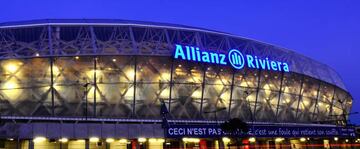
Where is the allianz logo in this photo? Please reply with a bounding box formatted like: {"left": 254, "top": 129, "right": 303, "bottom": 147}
{"left": 174, "top": 44, "right": 289, "bottom": 72}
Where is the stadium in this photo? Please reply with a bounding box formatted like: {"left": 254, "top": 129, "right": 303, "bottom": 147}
{"left": 0, "top": 19, "right": 356, "bottom": 149}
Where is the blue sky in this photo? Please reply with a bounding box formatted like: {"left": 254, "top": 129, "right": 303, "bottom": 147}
{"left": 1, "top": 0, "right": 359, "bottom": 124}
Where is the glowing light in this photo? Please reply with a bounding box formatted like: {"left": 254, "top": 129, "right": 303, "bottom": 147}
{"left": 35, "top": 53, "right": 40, "bottom": 57}
{"left": 191, "top": 90, "right": 202, "bottom": 99}
{"left": 249, "top": 137, "right": 256, "bottom": 143}
{"left": 125, "top": 68, "right": 135, "bottom": 79}
{"left": 33, "top": 137, "right": 46, "bottom": 143}
{"left": 284, "top": 98, "right": 291, "bottom": 104}
{"left": 106, "top": 138, "right": 114, "bottom": 143}
{"left": 183, "top": 138, "right": 200, "bottom": 143}
{"left": 119, "top": 139, "right": 127, "bottom": 143}
{"left": 147, "top": 138, "right": 165, "bottom": 143}
{"left": 263, "top": 84, "right": 271, "bottom": 96}
{"left": 59, "top": 138, "right": 68, "bottom": 143}
{"left": 159, "top": 88, "right": 170, "bottom": 98}
{"left": 149, "top": 138, "right": 157, "bottom": 143}
{"left": 76, "top": 140, "right": 85, "bottom": 143}
{"left": 303, "top": 100, "right": 309, "bottom": 106}
{"left": 112, "top": 58, "right": 116, "bottom": 62}
{"left": 5, "top": 63, "right": 19, "bottom": 73}
{"left": 275, "top": 138, "right": 284, "bottom": 142}
{"left": 138, "top": 138, "right": 147, "bottom": 143}
{"left": 300, "top": 138, "right": 306, "bottom": 142}
{"left": 75, "top": 56, "right": 79, "bottom": 60}
{"left": 157, "top": 139, "right": 165, "bottom": 143}
{"left": 50, "top": 65, "right": 60, "bottom": 76}
{"left": 3, "top": 81, "right": 17, "bottom": 89}
{"left": 89, "top": 137, "right": 99, "bottom": 142}
{"left": 160, "top": 72, "right": 171, "bottom": 81}
{"left": 334, "top": 137, "right": 338, "bottom": 141}
{"left": 222, "top": 137, "right": 231, "bottom": 143}
{"left": 345, "top": 139, "right": 349, "bottom": 143}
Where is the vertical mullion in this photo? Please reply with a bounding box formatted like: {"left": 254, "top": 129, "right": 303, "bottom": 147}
{"left": 275, "top": 71, "right": 285, "bottom": 122}
{"left": 228, "top": 69, "right": 236, "bottom": 119}
{"left": 50, "top": 57, "right": 55, "bottom": 116}
{"left": 199, "top": 66, "right": 207, "bottom": 119}
{"left": 93, "top": 57, "right": 97, "bottom": 117}
{"left": 164, "top": 29, "right": 173, "bottom": 114}
{"left": 48, "top": 25, "right": 55, "bottom": 116}
{"left": 168, "top": 58, "right": 174, "bottom": 114}
{"left": 312, "top": 81, "right": 322, "bottom": 121}
{"left": 295, "top": 75, "right": 305, "bottom": 122}
{"left": 132, "top": 56, "right": 137, "bottom": 118}
{"left": 329, "top": 88, "right": 337, "bottom": 123}
{"left": 253, "top": 69, "right": 262, "bottom": 121}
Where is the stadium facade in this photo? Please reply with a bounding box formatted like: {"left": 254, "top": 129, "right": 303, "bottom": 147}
{"left": 0, "top": 19, "right": 356, "bottom": 149}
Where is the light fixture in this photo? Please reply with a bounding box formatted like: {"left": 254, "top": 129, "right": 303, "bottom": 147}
{"left": 106, "top": 138, "right": 114, "bottom": 143}
{"left": 5, "top": 63, "right": 19, "bottom": 73}
{"left": 300, "top": 138, "right": 306, "bottom": 142}
{"left": 59, "top": 138, "right": 68, "bottom": 143}
{"left": 157, "top": 139, "right": 165, "bottom": 143}
{"left": 249, "top": 137, "right": 256, "bottom": 143}
{"left": 35, "top": 53, "right": 40, "bottom": 57}
{"left": 183, "top": 138, "right": 200, "bottom": 143}
{"left": 112, "top": 59, "right": 116, "bottom": 62}
{"left": 275, "top": 138, "right": 284, "bottom": 142}
{"left": 89, "top": 137, "right": 99, "bottom": 142}
{"left": 149, "top": 138, "right": 157, "bottom": 143}
{"left": 75, "top": 56, "right": 79, "bottom": 60}
{"left": 345, "top": 139, "right": 349, "bottom": 143}
{"left": 33, "top": 137, "right": 46, "bottom": 143}
{"left": 138, "top": 138, "right": 147, "bottom": 143}
{"left": 148, "top": 138, "right": 165, "bottom": 143}
{"left": 334, "top": 137, "right": 338, "bottom": 141}
{"left": 119, "top": 139, "right": 127, "bottom": 143}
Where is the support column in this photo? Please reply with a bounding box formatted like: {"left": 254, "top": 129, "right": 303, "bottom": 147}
{"left": 28, "top": 140, "right": 34, "bottom": 149}
{"left": 85, "top": 139, "right": 89, "bottom": 149}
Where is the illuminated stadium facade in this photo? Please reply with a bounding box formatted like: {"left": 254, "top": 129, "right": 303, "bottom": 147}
{"left": 0, "top": 19, "right": 355, "bottom": 149}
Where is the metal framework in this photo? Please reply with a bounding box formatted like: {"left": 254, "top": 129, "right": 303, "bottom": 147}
{"left": 0, "top": 19, "right": 353, "bottom": 125}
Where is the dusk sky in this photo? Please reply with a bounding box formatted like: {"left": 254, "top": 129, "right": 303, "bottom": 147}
{"left": 1, "top": 0, "right": 359, "bottom": 124}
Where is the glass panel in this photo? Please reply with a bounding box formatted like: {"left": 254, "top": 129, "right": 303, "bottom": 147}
{"left": 297, "top": 96, "right": 316, "bottom": 122}
{"left": 314, "top": 83, "right": 334, "bottom": 121}
{"left": 0, "top": 58, "right": 51, "bottom": 116}
{"left": 233, "top": 68, "right": 258, "bottom": 88}
{"left": 96, "top": 56, "right": 135, "bottom": 118}
{"left": 230, "top": 87, "right": 256, "bottom": 121}
{"left": 254, "top": 89, "right": 278, "bottom": 122}
{"left": 302, "top": 78, "right": 319, "bottom": 98}
{"left": 53, "top": 56, "right": 94, "bottom": 117}
{"left": 202, "top": 66, "right": 232, "bottom": 120}
{"left": 259, "top": 70, "right": 282, "bottom": 91}
{"left": 277, "top": 93, "right": 299, "bottom": 122}
{"left": 135, "top": 57, "right": 171, "bottom": 119}
{"left": 170, "top": 60, "right": 203, "bottom": 119}
{"left": 282, "top": 73, "right": 302, "bottom": 94}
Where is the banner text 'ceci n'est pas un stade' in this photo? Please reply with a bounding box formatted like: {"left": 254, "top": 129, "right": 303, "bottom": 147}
{"left": 173, "top": 44, "right": 290, "bottom": 72}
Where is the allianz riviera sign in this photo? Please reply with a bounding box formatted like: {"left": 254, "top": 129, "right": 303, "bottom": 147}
{"left": 174, "top": 44, "right": 290, "bottom": 72}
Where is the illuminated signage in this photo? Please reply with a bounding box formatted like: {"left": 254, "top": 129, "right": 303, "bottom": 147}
{"left": 166, "top": 125, "right": 355, "bottom": 138}
{"left": 174, "top": 44, "right": 289, "bottom": 72}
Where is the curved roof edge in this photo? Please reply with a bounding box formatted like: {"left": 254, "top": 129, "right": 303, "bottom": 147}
{"left": 0, "top": 19, "right": 348, "bottom": 91}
